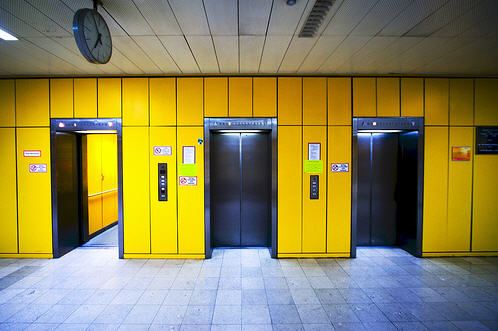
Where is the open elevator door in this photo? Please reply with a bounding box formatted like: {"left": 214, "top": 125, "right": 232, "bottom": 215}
{"left": 50, "top": 118, "right": 123, "bottom": 258}
{"left": 352, "top": 118, "right": 424, "bottom": 257}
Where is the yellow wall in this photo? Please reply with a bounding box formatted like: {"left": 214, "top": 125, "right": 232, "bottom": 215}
{"left": 0, "top": 76, "right": 497, "bottom": 259}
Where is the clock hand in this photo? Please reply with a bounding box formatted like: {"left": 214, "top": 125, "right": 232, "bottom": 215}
{"left": 92, "top": 13, "right": 100, "bottom": 34}
{"left": 94, "top": 33, "right": 102, "bottom": 49}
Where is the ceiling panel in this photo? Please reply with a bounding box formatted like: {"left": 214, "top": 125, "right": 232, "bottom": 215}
{"left": 267, "top": 0, "right": 309, "bottom": 35}
{"left": 239, "top": 35, "right": 265, "bottom": 73}
{"left": 298, "top": 36, "right": 346, "bottom": 73}
{"left": 322, "top": 0, "right": 378, "bottom": 36}
{"left": 185, "top": 35, "right": 219, "bottom": 73}
{"left": 278, "top": 36, "right": 317, "bottom": 73}
{"left": 351, "top": 0, "right": 411, "bottom": 36}
{"left": 24, "top": 0, "right": 74, "bottom": 35}
{"left": 99, "top": 0, "right": 153, "bottom": 36}
{"left": 113, "top": 36, "right": 161, "bottom": 73}
{"left": 204, "top": 0, "right": 237, "bottom": 35}
{"left": 380, "top": 0, "right": 446, "bottom": 36}
{"left": 259, "top": 35, "right": 292, "bottom": 72}
{"left": 168, "top": 0, "right": 210, "bottom": 35}
{"left": 213, "top": 36, "right": 239, "bottom": 73}
{"left": 0, "top": 7, "right": 45, "bottom": 38}
{"left": 132, "top": 36, "right": 180, "bottom": 73}
{"left": 319, "top": 36, "right": 371, "bottom": 72}
{"left": 158, "top": 36, "right": 200, "bottom": 73}
{"left": 406, "top": 0, "right": 478, "bottom": 37}
{"left": 345, "top": 36, "right": 398, "bottom": 72}
{"left": 367, "top": 36, "right": 424, "bottom": 72}
{"left": 238, "top": 0, "right": 272, "bottom": 36}
{"left": 133, "top": 0, "right": 181, "bottom": 35}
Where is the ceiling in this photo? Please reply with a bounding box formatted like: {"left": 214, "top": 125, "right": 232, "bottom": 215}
{"left": 0, "top": 0, "right": 497, "bottom": 76}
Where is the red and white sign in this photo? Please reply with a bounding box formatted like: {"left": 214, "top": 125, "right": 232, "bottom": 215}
{"left": 331, "top": 163, "right": 349, "bottom": 173}
{"left": 179, "top": 176, "right": 197, "bottom": 186}
{"left": 153, "top": 146, "right": 172, "bottom": 156}
{"left": 23, "top": 150, "right": 41, "bottom": 157}
{"left": 29, "top": 164, "right": 47, "bottom": 173}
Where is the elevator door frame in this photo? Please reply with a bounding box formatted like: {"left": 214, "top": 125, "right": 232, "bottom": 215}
{"left": 50, "top": 118, "right": 124, "bottom": 258}
{"left": 352, "top": 117, "right": 424, "bottom": 258}
{"left": 204, "top": 118, "right": 278, "bottom": 258}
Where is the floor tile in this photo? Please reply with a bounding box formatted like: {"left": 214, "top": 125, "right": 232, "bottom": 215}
{"left": 212, "top": 305, "right": 241, "bottom": 324}
{"left": 268, "top": 304, "right": 301, "bottom": 324}
{"left": 152, "top": 305, "right": 187, "bottom": 325}
{"left": 241, "top": 305, "right": 271, "bottom": 324}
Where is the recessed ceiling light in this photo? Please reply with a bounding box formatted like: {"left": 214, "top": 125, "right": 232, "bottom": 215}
{"left": 0, "top": 27, "right": 18, "bottom": 41}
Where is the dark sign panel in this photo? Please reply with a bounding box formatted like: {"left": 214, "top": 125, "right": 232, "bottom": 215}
{"left": 476, "top": 126, "right": 498, "bottom": 154}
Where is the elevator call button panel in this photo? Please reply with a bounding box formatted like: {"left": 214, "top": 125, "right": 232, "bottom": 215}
{"left": 158, "top": 163, "right": 167, "bottom": 201}
{"left": 310, "top": 175, "right": 319, "bottom": 199}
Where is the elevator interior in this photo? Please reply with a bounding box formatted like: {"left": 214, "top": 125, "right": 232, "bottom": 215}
{"left": 50, "top": 119, "right": 123, "bottom": 258}
{"left": 352, "top": 118, "right": 424, "bottom": 257}
{"left": 204, "top": 118, "right": 277, "bottom": 258}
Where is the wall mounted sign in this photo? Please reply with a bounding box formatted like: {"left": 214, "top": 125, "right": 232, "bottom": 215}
{"left": 29, "top": 164, "right": 47, "bottom": 173}
{"left": 179, "top": 176, "right": 197, "bottom": 186}
{"left": 198, "top": 138, "right": 204, "bottom": 145}
{"left": 23, "top": 150, "right": 41, "bottom": 157}
{"left": 308, "top": 143, "right": 321, "bottom": 160}
{"left": 476, "top": 126, "right": 498, "bottom": 154}
{"left": 304, "top": 160, "right": 323, "bottom": 173}
{"left": 331, "top": 163, "right": 349, "bottom": 172}
{"left": 452, "top": 147, "right": 471, "bottom": 161}
{"left": 182, "top": 146, "right": 196, "bottom": 164}
{"left": 153, "top": 146, "right": 172, "bottom": 156}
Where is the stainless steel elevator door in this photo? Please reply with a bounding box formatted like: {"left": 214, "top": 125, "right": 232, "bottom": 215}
{"left": 211, "top": 132, "right": 271, "bottom": 247}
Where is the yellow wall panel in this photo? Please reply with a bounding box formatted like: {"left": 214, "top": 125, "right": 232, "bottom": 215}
{"left": 0, "top": 128, "right": 18, "bottom": 253}
{"left": 328, "top": 78, "right": 351, "bottom": 125}
{"left": 123, "top": 78, "right": 149, "bottom": 126}
{"left": 447, "top": 127, "right": 473, "bottom": 251}
{"left": 123, "top": 127, "right": 150, "bottom": 253}
{"left": 178, "top": 78, "right": 203, "bottom": 125}
{"left": 229, "top": 77, "right": 252, "bottom": 117}
{"left": 303, "top": 77, "right": 327, "bottom": 125}
{"left": 353, "top": 78, "right": 376, "bottom": 117}
{"left": 278, "top": 77, "right": 302, "bottom": 125}
{"left": 302, "top": 126, "right": 327, "bottom": 253}
{"left": 150, "top": 127, "right": 178, "bottom": 253}
{"left": 0, "top": 80, "right": 15, "bottom": 126}
{"left": 74, "top": 78, "right": 97, "bottom": 118}
{"left": 150, "top": 78, "right": 176, "bottom": 126}
{"left": 377, "top": 78, "right": 400, "bottom": 117}
{"left": 98, "top": 78, "right": 121, "bottom": 118}
{"left": 177, "top": 127, "right": 204, "bottom": 254}
{"left": 449, "top": 79, "right": 473, "bottom": 126}
{"left": 87, "top": 135, "right": 103, "bottom": 234}
{"left": 327, "top": 126, "right": 351, "bottom": 253}
{"left": 401, "top": 78, "right": 424, "bottom": 117}
{"left": 50, "top": 79, "right": 73, "bottom": 118}
{"left": 17, "top": 128, "right": 52, "bottom": 253}
{"left": 423, "top": 127, "right": 448, "bottom": 252}
{"left": 16, "top": 79, "right": 49, "bottom": 126}
{"left": 475, "top": 78, "right": 498, "bottom": 126}
{"left": 204, "top": 77, "right": 228, "bottom": 118}
{"left": 277, "top": 126, "right": 302, "bottom": 253}
{"left": 425, "top": 78, "right": 449, "bottom": 125}
{"left": 472, "top": 153, "right": 498, "bottom": 251}
{"left": 101, "top": 134, "right": 118, "bottom": 227}
{"left": 253, "top": 77, "right": 277, "bottom": 117}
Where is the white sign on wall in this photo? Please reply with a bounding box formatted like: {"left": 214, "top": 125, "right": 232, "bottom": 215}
{"left": 153, "top": 146, "right": 172, "bottom": 156}
{"left": 331, "top": 163, "right": 349, "bottom": 173}
{"left": 179, "top": 176, "right": 197, "bottom": 186}
{"left": 29, "top": 164, "right": 47, "bottom": 173}
{"left": 23, "top": 150, "right": 41, "bottom": 157}
{"left": 308, "top": 143, "right": 321, "bottom": 160}
{"left": 183, "top": 146, "right": 196, "bottom": 164}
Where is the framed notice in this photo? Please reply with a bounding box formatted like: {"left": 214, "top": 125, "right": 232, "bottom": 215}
{"left": 452, "top": 147, "right": 471, "bottom": 161}
{"left": 308, "top": 143, "right": 321, "bottom": 160}
{"left": 476, "top": 126, "right": 498, "bottom": 154}
{"left": 182, "top": 146, "right": 196, "bottom": 164}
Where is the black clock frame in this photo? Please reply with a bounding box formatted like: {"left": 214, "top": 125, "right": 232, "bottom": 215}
{"left": 73, "top": 8, "right": 112, "bottom": 64}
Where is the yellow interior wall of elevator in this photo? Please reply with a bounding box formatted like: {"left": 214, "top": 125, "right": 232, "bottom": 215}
{"left": 0, "top": 76, "right": 497, "bottom": 259}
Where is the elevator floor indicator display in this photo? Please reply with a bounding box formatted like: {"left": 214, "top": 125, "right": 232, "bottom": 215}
{"left": 331, "top": 163, "right": 349, "bottom": 172}
{"left": 179, "top": 176, "right": 197, "bottom": 186}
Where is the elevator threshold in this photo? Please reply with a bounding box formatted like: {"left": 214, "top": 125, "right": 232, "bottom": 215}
{"left": 81, "top": 223, "right": 118, "bottom": 248}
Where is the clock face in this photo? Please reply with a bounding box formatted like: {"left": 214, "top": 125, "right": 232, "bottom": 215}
{"left": 73, "top": 8, "right": 112, "bottom": 64}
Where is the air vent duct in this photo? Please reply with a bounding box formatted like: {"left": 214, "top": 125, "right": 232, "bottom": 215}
{"left": 299, "top": 0, "right": 335, "bottom": 38}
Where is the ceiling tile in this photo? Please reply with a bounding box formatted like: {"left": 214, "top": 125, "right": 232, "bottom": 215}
{"left": 204, "top": 0, "right": 238, "bottom": 35}
{"left": 322, "top": 0, "right": 378, "bottom": 36}
{"left": 133, "top": 0, "right": 182, "bottom": 35}
{"left": 113, "top": 36, "right": 161, "bottom": 73}
{"left": 99, "top": 0, "right": 154, "bottom": 35}
{"left": 185, "top": 35, "right": 219, "bottom": 73}
{"left": 158, "top": 35, "right": 200, "bottom": 73}
{"left": 239, "top": 35, "right": 265, "bottom": 73}
{"left": 168, "top": 0, "right": 210, "bottom": 35}
{"left": 238, "top": 0, "right": 272, "bottom": 36}
{"left": 278, "top": 36, "right": 316, "bottom": 73}
{"left": 350, "top": 0, "right": 412, "bottom": 36}
{"left": 132, "top": 36, "right": 180, "bottom": 73}
{"left": 213, "top": 36, "right": 239, "bottom": 73}
{"left": 259, "top": 35, "right": 292, "bottom": 73}
{"left": 298, "top": 35, "right": 346, "bottom": 73}
{"left": 267, "top": 0, "right": 309, "bottom": 35}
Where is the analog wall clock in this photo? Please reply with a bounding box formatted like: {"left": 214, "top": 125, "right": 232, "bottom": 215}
{"left": 73, "top": 8, "right": 112, "bottom": 64}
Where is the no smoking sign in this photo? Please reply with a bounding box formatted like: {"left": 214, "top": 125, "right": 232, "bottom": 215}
{"left": 153, "top": 146, "right": 172, "bottom": 156}
{"left": 331, "top": 163, "right": 349, "bottom": 173}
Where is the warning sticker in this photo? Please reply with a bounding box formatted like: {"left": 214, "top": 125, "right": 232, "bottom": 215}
{"left": 179, "top": 176, "right": 197, "bottom": 186}
{"left": 153, "top": 146, "right": 172, "bottom": 156}
{"left": 23, "top": 150, "right": 41, "bottom": 157}
{"left": 29, "top": 164, "right": 47, "bottom": 173}
{"left": 331, "top": 163, "right": 349, "bottom": 173}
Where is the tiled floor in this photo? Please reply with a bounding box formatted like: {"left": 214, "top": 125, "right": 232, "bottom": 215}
{"left": 0, "top": 246, "right": 497, "bottom": 330}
